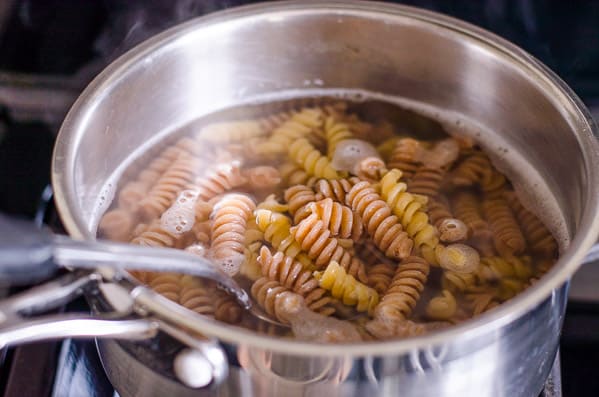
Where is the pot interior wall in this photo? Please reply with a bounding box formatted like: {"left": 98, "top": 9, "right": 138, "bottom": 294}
{"left": 61, "top": 6, "right": 589, "bottom": 242}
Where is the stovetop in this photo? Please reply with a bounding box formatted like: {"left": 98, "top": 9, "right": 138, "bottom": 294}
{"left": 0, "top": 1, "right": 598, "bottom": 396}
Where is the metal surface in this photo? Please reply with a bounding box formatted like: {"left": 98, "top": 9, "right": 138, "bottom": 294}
{"left": 49, "top": 1, "right": 599, "bottom": 396}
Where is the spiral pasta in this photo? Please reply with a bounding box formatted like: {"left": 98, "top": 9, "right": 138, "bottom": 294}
{"left": 324, "top": 116, "right": 354, "bottom": 157}
{"left": 193, "top": 160, "right": 247, "bottom": 201}
{"left": 284, "top": 184, "right": 317, "bottom": 224}
{"left": 451, "top": 151, "right": 490, "bottom": 187}
{"left": 504, "top": 191, "right": 557, "bottom": 258}
{"left": 426, "top": 289, "right": 457, "bottom": 321}
{"left": 290, "top": 213, "right": 368, "bottom": 283}
{"left": 482, "top": 198, "right": 526, "bottom": 256}
{"left": 257, "top": 246, "right": 335, "bottom": 315}
{"left": 408, "top": 166, "right": 445, "bottom": 198}
{"left": 307, "top": 198, "right": 363, "bottom": 241}
{"left": 289, "top": 138, "right": 339, "bottom": 179}
{"left": 387, "top": 138, "right": 423, "bottom": 180}
{"left": 346, "top": 180, "right": 413, "bottom": 259}
{"left": 254, "top": 209, "right": 312, "bottom": 267}
{"left": 477, "top": 256, "right": 533, "bottom": 282}
{"left": 138, "top": 154, "right": 201, "bottom": 220}
{"left": 452, "top": 191, "right": 495, "bottom": 256}
{"left": 255, "top": 108, "right": 324, "bottom": 155}
{"left": 280, "top": 161, "right": 318, "bottom": 187}
{"left": 209, "top": 194, "right": 256, "bottom": 275}
{"left": 314, "top": 177, "right": 359, "bottom": 203}
{"left": 313, "top": 261, "right": 379, "bottom": 314}
{"left": 179, "top": 276, "right": 215, "bottom": 315}
{"left": 98, "top": 208, "right": 134, "bottom": 242}
{"left": 367, "top": 263, "right": 395, "bottom": 294}
{"left": 373, "top": 256, "right": 430, "bottom": 324}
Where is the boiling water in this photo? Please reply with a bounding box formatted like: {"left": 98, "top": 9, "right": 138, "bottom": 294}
{"left": 95, "top": 90, "right": 563, "bottom": 340}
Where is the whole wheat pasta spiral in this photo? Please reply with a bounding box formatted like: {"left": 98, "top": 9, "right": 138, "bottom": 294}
{"left": 131, "top": 221, "right": 180, "bottom": 248}
{"left": 427, "top": 196, "right": 452, "bottom": 228}
{"left": 482, "top": 198, "right": 526, "bottom": 256}
{"left": 387, "top": 138, "right": 423, "bottom": 180}
{"left": 147, "top": 273, "right": 182, "bottom": 303}
{"left": 243, "top": 166, "right": 281, "bottom": 190}
{"left": 138, "top": 154, "right": 200, "bottom": 220}
{"left": 258, "top": 246, "right": 335, "bottom": 315}
{"left": 408, "top": 166, "right": 445, "bottom": 198}
{"left": 504, "top": 191, "right": 557, "bottom": 258}
{"left": 451, "top": 151, "right": 490, "bottom": 187}
{"left": 193, "top": 160, "right": 247, "bottom": 201}
{"left": 373, "top": 256, "right": 430, "bottom": 323}
{"left": 367, "top": 263, "right": 396, "bottom": 294}
{"left": 179, "top": 276, "right": 215, "bottom": 315}
{"left": 290, "top": 213, "right": 368, "bottom": 283}
{"left": 452, "top": 191, "right": 495, "bottom": 256}
{"left": 98, "top": 208, "right": 134, "bottom": 242}
{"left": 209, "top": 194, "right": 256, "bottom": 275}
{"left": 307, "top": 198, "right": 363, "bottom": 241}
{"left": 284, "top": 184, "right": 317, "bottom": 224}
{"left": 346, "top": 180, "right": 413, "bottom": 259}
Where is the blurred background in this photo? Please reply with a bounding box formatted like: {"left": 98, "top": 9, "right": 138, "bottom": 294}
{"left": 0, "top": 1, "right": 597, "bottom": 396}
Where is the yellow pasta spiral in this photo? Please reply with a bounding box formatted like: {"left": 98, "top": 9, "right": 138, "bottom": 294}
{"left": 346, "top": 180, "right": 413, "bottom": 260}
{"left": 504, "top": 191, "right": 557, "bottom": 258}
{"left": 482, "top": 198, "right": 526, "bottom": 256}
{"left": 290, "top": 213, "right": 368, "bottom": 283}
{"left": 380, "top": 169, "right": 438, "bottom": 255}
{"left": 374, "top": 256, "right": 430, "bottom": 323}
{"left": 324, "top": 116, "right": 354, "bottom": 157}
{"left": 284, "top": 184, "right": 317, "bottom": 224}
{"left": 308, "top": 198, "right": 363, "bottom": 241}
{"left": 254, "top": 209, "right": 312, "bottom": 267}
{"left": 258, "top": 246, "right": 335, "bottom": 315}
{"left": 425, "top": 289, "right": 457, "bottom": 321}
{"left": 255, "top": 108, "right": 324, "bottom": 155}
{"left": 314, "top": 261, "right": 379, "bottom": 314}
{"left": 289, "top": 138, "right": 339, "bottom": 179}
{"left": 466, "top": 293, "right": 500, "bottom": 316}
{"left": 477, "top": 256, "right": 533, "bottom": 282}
{"left": 280, "top": 161, "right": 318, "bottom": 187}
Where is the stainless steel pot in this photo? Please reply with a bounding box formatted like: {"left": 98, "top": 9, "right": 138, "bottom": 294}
{"left": 47, "top": 1, "right": 599, "bottom": 396}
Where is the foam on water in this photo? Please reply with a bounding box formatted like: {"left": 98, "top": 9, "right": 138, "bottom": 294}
{"left": 161, "top": 189, "right": 199, "bottom": 235}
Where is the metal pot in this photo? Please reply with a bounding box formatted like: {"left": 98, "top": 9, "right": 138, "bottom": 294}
{"left": 47, "top": 1, "right": 599, "bottom": 396}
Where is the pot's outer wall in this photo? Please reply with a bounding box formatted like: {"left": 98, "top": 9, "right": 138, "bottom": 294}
{"left": 53, "top": 2, "right": 599, "bottom": 396}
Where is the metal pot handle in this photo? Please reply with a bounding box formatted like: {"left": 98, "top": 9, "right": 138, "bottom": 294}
{"left": 0, "top": 270, "right": 228, "bottom": 389}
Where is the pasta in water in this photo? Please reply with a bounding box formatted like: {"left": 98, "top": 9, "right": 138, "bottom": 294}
{"left": 98, "top": 98, "right": 559, "bottom": 343}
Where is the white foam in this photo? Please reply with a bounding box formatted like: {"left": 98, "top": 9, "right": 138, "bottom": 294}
{"left": 160, "top": 189, "right": 199, "bottom": 234}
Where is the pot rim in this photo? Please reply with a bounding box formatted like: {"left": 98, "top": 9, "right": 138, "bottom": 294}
{"left": 52, "top": 0, "right": 599, "bottom": 356}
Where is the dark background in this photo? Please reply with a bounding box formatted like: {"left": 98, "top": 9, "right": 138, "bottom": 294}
{"left": 0, "top": 1, "right": 597, "bottom": 396}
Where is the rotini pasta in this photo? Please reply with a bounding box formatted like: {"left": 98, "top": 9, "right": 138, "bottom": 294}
{"left": 289, "top": 138, "right": 339, "bottom": 179}
{"left": 99, "top": 99, "right": 558, "bottom": 342}
{"left": 313, "top": 261, "right": 379, "bottom": 314}
{"left": 290, "top": 213, "right": 368, "bottom": 283}
{"left": 346, "top": 180, "right": 413, "bottom": 259}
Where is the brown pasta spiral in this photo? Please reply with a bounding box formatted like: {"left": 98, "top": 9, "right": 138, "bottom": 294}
{"left": 250, "top": 277, "right": 294, "bottom": 324}
{"left": 138, "top": 154, "right": 200, "bottom": 221}
{"left": 147, "top": 273, "right": 182, "bottom": 302}
{"left": 243, "top": 166, "right": 281, "bottom": 190}
{"left": 482, "top": 198, "right": 526, "bottom": 256}
{"left": 210, "top": 194, "right": 256, "bottom": 275}
{"left": 452, "top": 191, "right": 494, "bottom": 256}
{"left": 179, "top": 276, "right": 215, "bottom": 315}
{"left": 504, "top": 191, "right": 557, "bottom": 258}
{"left": 257, "top": 246, "right": 335, "bottom": 315}
{"left": 427, "top": 196, "right": 453, "bottom": 228}
{"left": 346, "top": 181, "right": 413, "bottom": 260}
{"left": 193, "top": 161, "right": 247, "bottom": 201}
{"left": 408, "top": 166, "right": 445, "bottom": 198}
{"left": 387, "top": 138, "right": 423, "bottom": 180}
{"left": 98, "top": 208, "right": 134, "bottom": 242}
{"left": 367, "top": 263, "right": 396, "bottom": 294}
{"left": 290, "top": 213, "right": 368, "bottom": 283}
{"left": 373, "top": 256, "right": 430, "bottom": 323}
{"left": 131, "top": 221, "right": 179, "bottom": 248}
{"left": 307, "top": 198, "right": 363, "bottom": 241}
{"left": 284, "top": 184, "right": 317, "bottom": 224}
{"left": 481, "top": 169, "right": 506, "bottom": 199}
{"left": 451, "top": 151, "right": 490, "bottom": 187}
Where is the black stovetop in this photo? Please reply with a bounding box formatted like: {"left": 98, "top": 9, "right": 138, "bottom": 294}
{"left": 0, "top": 1, "right": 598, "bottom": 396}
